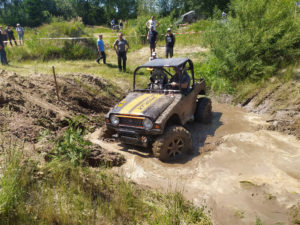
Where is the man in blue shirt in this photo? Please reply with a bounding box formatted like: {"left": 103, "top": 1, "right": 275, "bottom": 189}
{"left": 96, "top": 34, "right": 106, "bottom": 64}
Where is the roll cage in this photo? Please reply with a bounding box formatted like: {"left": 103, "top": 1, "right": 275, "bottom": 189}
{"left": 133, "top": 58, "right": 195, "bottom": 92}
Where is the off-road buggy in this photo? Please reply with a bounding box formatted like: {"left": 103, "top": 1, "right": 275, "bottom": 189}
{"left": 105, "top": 58, "right": 212, "bottom": 161}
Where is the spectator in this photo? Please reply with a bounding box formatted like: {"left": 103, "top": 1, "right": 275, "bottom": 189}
{"left": 165, "top": 28, "right": 175, "bottom": 58}
{"left": 113, "top": 33, "right": 129, "bottom": 72}
{"left": 0, "top": 27, "right": 8, "bottom": 46}
{"left": 96, "top": 34, "right": 106, "bottom": 64}
{"left": 0, "top": 27, "right": 8, "bottom": 65}
{"left": 5, "top": 26, "right": 18, "bottom": 47}
{"left": 16, "top": 24, "right": 24, "bottom": 45}
{"left": 147, "top": 25, "right": 158, "bottom": 57}
{"left": 146, "top": 16, "right": 160, "bottom": 31}
{"left": 119, "top": 20, "right": 123, "bottom": 30}
{"left": 149, "top": 51, "right": 158, "bottom": 61}
{"left": 111, "top": 18, "right": 116, "bottom": 30}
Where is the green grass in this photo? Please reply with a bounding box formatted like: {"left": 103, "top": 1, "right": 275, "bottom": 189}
{"left": 0, "top": 135, "right": 212, "bottom": 225}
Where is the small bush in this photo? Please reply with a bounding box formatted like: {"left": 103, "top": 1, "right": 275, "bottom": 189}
{"left": 195, "top": 58, "right": 234, "bottom": 94}
{"left": 51, "top": 117, "right": 91, "bottom": 166}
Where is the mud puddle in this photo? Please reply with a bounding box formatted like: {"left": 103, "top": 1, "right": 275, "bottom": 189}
{"left": 90, "top": 102, "right": 300, "bottom": 225}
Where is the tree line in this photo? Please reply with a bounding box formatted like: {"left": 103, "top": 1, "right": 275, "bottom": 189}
{"left": 0, "top": 0, "right": 229, "bottom": 27}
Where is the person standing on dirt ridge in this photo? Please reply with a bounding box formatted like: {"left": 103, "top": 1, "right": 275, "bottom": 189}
{"left": 165, "top": 28, "right": 175, "bottom": 58}
{"left": 96, "top": 34, "right": 106, "bottom": 64}
{"left": 147, "top": 25, "right": 158, "bottom": 57}
{"left": 0, "top": 26, "right": 8, "bottom": 65}
{"left": 16, "top": 24, "right": 24, "bottom": 45}
{"left": 113, "top": 33, "right": 129, "bottom": 72}
{"left": 146, "top": 16, "right": 160, "bottom": 31}
{"left": 5, "top": 26, "right": 18, "bottom": 47}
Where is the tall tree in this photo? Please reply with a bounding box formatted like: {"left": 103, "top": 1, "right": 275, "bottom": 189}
{"left": 23, "top": 0, "right": 46, "bottom": 26}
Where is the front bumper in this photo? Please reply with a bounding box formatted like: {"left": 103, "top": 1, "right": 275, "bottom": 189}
{"left": 107, "top": 124, "right": 162, "bottom": 147}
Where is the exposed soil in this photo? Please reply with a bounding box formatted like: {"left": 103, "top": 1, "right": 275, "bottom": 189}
{"left": 0, "top": 70, "right": 124, "bottom": 166}
{"left": 240, "top": 80, "right": 300, "bottom": 139}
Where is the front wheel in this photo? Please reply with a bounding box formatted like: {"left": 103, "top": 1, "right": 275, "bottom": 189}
{"left": 152, "top": 125, "right": 192, "bottom": 162}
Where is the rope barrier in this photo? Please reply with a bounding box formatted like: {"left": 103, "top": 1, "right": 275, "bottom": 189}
{"left": 2, "top": 31, "right": 202, "bottom": 43}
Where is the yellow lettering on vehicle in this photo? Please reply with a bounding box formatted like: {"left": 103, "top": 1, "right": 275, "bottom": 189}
{"left": 117, "top": 100, "right": 126, "bottom": 107}
{"left": 119, "top": 94, "right": 151, "bottom": 114}
{"left": 130, "top": 94, "right": 162, "bottom": 114}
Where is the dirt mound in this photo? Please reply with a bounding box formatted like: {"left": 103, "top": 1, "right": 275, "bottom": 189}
{"left": 239, "top": 80, "right": 300, "bottom": 139}
{"left": 0, "top": 70, "right": 125, "bottom": 166}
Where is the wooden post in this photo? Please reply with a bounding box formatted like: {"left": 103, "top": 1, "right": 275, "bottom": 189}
{"left": 52, "top": 66, "right": 60, "bottom": 101}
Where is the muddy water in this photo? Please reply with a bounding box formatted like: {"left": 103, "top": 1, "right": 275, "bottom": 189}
{"left": 90, "top": 102, "right": 300, "bottom": 225}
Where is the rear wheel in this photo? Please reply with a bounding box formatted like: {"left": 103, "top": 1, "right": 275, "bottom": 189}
{"left": 195, "top": 97, "right": 212, "bottom": 124}
{"left": 152, "top": 125, "right": 192, "bottom": 162}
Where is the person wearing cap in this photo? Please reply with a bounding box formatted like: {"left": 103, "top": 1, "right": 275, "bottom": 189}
{"left": 113, "top": 33, "right": 129, "bottom": 72}
{"left": 16, "top": 24, "right": 24, "bottom": 45}
{"left": 147, "top": 25, "right": 158, "bottom": 57}
{"left": 0, "top": 26, "right": 8, "bottom": 65}
{"left": 5, "top": 26, "right": 18, "bottom": 47}
{"left": 96, "top": 34, "right": 106, "bottom": 64}
{"left": 146, "top": 16, "right": 160, "bottom": 31}
{"left": 165, "top": 28, "right": 175, "bottom": 58}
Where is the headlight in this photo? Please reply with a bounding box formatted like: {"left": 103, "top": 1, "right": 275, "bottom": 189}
{"left": 143, "top": 118, "right": 153, "bottom": 130}
{"left": 110, "top": 115, "right": 119, "bottom": 126}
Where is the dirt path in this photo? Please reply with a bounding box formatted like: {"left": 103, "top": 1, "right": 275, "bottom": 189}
{"left": 89, "top": 102, "right": 300, "bottom": 225}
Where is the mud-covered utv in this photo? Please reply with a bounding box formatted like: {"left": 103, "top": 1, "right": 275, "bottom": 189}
{"left": 105, "top": 58, "right": 212, "bottom": 161}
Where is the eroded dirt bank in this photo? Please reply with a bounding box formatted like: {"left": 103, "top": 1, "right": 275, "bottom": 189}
{"left": 90, "top": 102, "right": 300, "bottom": 225}
{"left": 0, "top": 70, "right": 124, "bottom": 165}
{"left": 238, "top": 79, "right": 300, "bottom": 139}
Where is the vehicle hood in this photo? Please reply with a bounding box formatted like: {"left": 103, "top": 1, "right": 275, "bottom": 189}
{"left": 110, "top": 92, "right": 175, "bottom": 120}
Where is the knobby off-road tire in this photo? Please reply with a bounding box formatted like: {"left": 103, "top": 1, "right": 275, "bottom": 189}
{"left": 152, "top": 125, "right": 193, "bottom": 162}
{"left": 195, "top": 97, "right": 212, "bottom": 124}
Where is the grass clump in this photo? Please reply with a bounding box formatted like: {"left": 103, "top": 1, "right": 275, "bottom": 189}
{"left": 51, "top": 117, "right": 91, "bottom": 166}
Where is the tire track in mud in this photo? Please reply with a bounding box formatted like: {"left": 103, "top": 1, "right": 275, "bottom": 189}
{"left": 90, "top": 102, "right": 300, "bottom": 225}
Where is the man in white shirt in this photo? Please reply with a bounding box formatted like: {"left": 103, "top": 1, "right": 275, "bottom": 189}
{"left": 146, "top": 16, "right": 160, "bottom": 31}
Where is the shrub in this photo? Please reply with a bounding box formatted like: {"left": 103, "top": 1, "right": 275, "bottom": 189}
{"left": 51, "top": 117, "right": 91, "bottom": 166}
{"left": 204, "top": 0, "right": 300, "bottom": 81}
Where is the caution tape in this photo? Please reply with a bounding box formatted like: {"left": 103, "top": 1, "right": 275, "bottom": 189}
{"left": 1, "top": 31, "right": 201, "bottom": 43}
